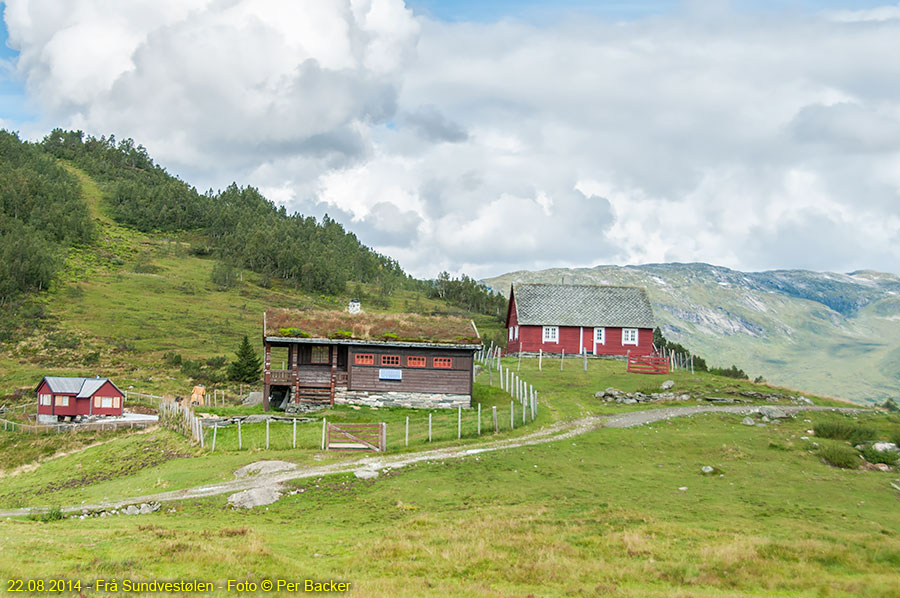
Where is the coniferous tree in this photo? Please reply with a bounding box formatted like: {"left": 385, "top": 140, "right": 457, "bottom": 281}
{"left": 228, "top": 335, "right": 261, "bottom": 383}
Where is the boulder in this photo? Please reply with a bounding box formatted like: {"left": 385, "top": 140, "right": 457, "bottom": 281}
{"left": 759, "top": 406, "right": 789, "bottom": 419}
{"left": 872, "top": 442, "right": 899, "bottom": 453}
{"left": 228, "top": 486, "right": 283, "bottom": 509}
{"left": 234, "top": 460, "right": 298, "bottom": 478}
{"left": 124, "top": 505, "right": 140, "bottom": 515}
{"left": 741, "top": 417, "right": 755, "bottom": 426}
{"left": 139, "top": 503, "right": 153, "bottom": 515}
{"left": 354, "top": 469, "right": 379, "bottom": 480}
{"left": 242, "top": 392, "right": 263, "bottom": 406}
{"left": 660, "top": 380, "right": 675, "bottom": 390}
{"left": 701, "top": 466, "right": 714, "bottom": 474}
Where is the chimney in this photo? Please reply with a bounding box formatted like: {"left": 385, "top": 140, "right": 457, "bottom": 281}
{"left": 348, "top": 299, "right": 361, "bottom": 315}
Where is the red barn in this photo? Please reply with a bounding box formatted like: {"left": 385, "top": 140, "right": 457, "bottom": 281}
{"left": 505, "top": 283, "right": 655, "bottom": 356}
{"left": 35, "top": 377, "right": 125, "bottom": 421}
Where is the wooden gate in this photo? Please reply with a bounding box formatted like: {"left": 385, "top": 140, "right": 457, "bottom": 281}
{"left": 326, "top": 423, "right": 385, "bottom": 452}
{"left": 626, "top": 353, "right": 670, "bottom": 375}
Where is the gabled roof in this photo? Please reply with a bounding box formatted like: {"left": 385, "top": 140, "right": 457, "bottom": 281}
{"left": 37, "top": 377, "right": 123, "bottom": 397}
{"left": 510, "top": 283, "right": 655, "bottom": 328}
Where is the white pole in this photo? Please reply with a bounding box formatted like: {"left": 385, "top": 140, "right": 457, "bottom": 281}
{"left": 477, "top": 403, "right": 481, "bottom": 435}
{"left": 321, "top": 418, "right": 326, "bottom": 450}
{"left": 405, "top": 416, "right": 409, "bottom": 447}
{"left": 293, "top": 418, "right": 297, "bottom": 449}
{"left": 266, "top": 419, "right": 270, "bottom": 449}
{"left": 510, "top": 401, "right": 514, "bottom": 429}
{"left": 212, "top": 425, "right": 217, "bottom": 452}
{"left": 458, "top": 407, "right": 462, "bottom": 439}
{"left": 428, "top": 413, "right": 432, "bottom": 442}
{"left": 539, "top": 349, "right": 543, "bottom": 371}
{"left": 238, "top": 421, "right": 242, "bottom": 450}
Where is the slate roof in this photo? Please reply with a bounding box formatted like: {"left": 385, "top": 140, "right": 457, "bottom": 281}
{"left": 511, "top": 283, "right": 655, "bottom": 328}
{"left": 37, "top": 377, "right": 122, "bottom": 397}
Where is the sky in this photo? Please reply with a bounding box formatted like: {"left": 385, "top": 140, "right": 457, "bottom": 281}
{"left": 2, "top": 1, "right": 900, "bottom": 279}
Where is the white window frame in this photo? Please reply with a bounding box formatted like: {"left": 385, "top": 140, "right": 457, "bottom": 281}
{"left": 39, "top": 394, "right": 51, "bottom": 406}
{"left": 55, "top": 395, "right": 69, "bottom": 407}
{"left": 514, "top": 325, "right": 519, "bottom": 340}
{"left": 542, "top": 326, "right": 559, "bottom": 343}
{"left": 593, "top": 327, "right": 605, "bottom": 345}
{"left": 101, "top": 397, "right": 114, "bottom": 408}
{"left": 622, "top": 328, "right": 639, "bottom": 346}
{"left": 508, "top": 327, "right": 514, "bottom": 341}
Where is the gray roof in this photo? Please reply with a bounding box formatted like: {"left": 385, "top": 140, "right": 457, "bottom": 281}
{"left": 511, "top": 283, "right": 655, "bottom": 328}
{"left": 38, "top": 376, "right": 121, "bottom": 397}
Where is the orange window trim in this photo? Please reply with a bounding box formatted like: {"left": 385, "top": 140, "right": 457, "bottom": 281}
{"left": 408, "top": 356, "right": 426, "bottom": 367}
{"left": 381, "top": 355, "right": 400, "bottom": 366}
{"left": 355, "top": 353, "right": 375, "bottom": 365}
{"left": 434, "top": 357, "right": 452, "bottom": 369}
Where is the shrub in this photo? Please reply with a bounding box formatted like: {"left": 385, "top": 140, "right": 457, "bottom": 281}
{"left": 46, "top": 332, "right": 80, "bottom": 350}
{"left": 891, "top": 428, "right": 900, "bottom": 447}
{"left": 882, "top": 399, "right": 899, "bottom": 413}
{"left": 83, "top": 351, "right": 100, "bottom": 365}
{"left": 29, "top": 506, "right": 64, "bottom": 522}
{"left": 860, "top": 445, "right": 899, "bottom": 466}
{"left": 163, "top": 351, "right": 182, "bottom": 366}
{"left": 818, "top": 442, "right": 860, "bottom": 469}
{"left": 329, "top": 330, "right": 352, "bottom": 339}
{"left": 279, "top": 327, "right": 309, "bottom": 338}
{"left": 814, "top": 420, "right": 877, "bottom": 444}
{"left": 205, "top": 355, "right": 227, "bottom": 368}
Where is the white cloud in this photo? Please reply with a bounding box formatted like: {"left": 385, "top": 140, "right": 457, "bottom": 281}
{"left": 4, "top": 1, "right": 900, "bottom": 278}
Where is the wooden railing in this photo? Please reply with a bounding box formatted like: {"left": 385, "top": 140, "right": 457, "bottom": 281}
{"left": 269, "top": 370, "right": 296, "bottom": 384}
{"left": 626, "top": 353, "right": 670, "bottom": 375}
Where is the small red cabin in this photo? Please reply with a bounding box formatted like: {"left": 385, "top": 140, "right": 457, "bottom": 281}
{"left": 35, "top": 377, "right": 125, "bottom": 421}
{"left": 505, "top": 283, "right": 655, "bottom": 356}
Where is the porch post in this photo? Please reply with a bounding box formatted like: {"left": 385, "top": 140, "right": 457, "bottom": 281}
{"left": 263, "top": 342, "right": 271, "bottom": 411}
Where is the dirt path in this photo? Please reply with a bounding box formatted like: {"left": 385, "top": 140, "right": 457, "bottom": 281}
{"left": 0, "top": 405, "right": 867, "bottom": 517}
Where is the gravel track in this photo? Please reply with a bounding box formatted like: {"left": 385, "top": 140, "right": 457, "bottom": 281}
{"left": 0, "top": 405, "right": 867, "bottom": 517}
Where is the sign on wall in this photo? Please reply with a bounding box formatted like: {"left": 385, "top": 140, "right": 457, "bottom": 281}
{"left": 378, "top": 368, "right": 402, "bottom": 381}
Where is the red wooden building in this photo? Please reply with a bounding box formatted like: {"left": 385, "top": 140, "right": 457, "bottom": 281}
{"left": 35, "top": 377, "right": 125, "bottom": 421}
{"left": 505, "top": 283, "right": 655, "bottom": 356}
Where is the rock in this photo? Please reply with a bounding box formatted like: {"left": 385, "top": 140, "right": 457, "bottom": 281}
{"left": 139, "top": 503, "right": 153, "bottom": 515}
{"left": 243, "top": 414, "right": 269, "bottom": 424}
{"left": 678, "top": 486, "right": 688, "bottom": 492}
{"left": 759, "top": 406, "right": 789, "bottom": 419}
{"left": 234, "top": 460, "right": 298, "bottom": 478}
{"left": 227, "top": 486, "right": 283, "bottom": 509}
{"left": 875, "top": 463, "right": 892, "bottom": 472}
{"left": 124, "top": 505, "right": 140, "bottom": 515}
{"left": 873, "top": 442, "right": 899, "bottom": 453}
{"left": 354, "top": 469, "right": 379, "bottom": 480}
{"left": 605, "top": 387, "right": 621, "bottom": 396}
{"left": 661, "top": 380, "right": 675, "bottom": 390}
{"left": 678, "top": 394, "right": 690, "bottom": 401}
{"left": 761, "top": 416, "right": 771, "bottom": 423}
{"left": 242, "top": 392, "right": 263, "bottom": 406}
{"left": 701, "top": 466, "right": 714, "bottom": 474}
{"left": 741, "top": 417, "right": 755, "bottom": 426}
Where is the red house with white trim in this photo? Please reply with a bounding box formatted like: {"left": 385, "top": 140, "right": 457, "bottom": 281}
{"left": 505, "top": 283, "right": 655, "bottom": 356}
{"left": 35, "top": 377, "right": 125, "bottom": 421}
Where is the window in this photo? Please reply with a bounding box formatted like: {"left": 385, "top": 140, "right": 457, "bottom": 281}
{"left": 508, "top": 327, "right": 514, "bottom": 341}
{"left": 407, "top": 356, "right": 426, "bottom": 368}
{"left": 594, "top": 327, "right": 605, "bottom": 345}
{"left": 622, "top": 328, "right": 639, "bottom": 345}
{"left": 115, "top": 396, "right": 120, "bottom": 408}
{"left": 55, "top": 395, "right": 69, "bottom": 407}
{"left": 514, "top": 326, "right": 519, "bottom": 340}
{"left": 101, "top": 397, "right": 113, "bottom": 408}
{"left": 311, "top": 345, "right": 330, "bottom": 364}
{"left": 354, "top": 353, "right": 374, "bottom": 365}
{"left": 434, "top": 357, "right": 453, "bottom": 369}
{"left": 39, "top": 394, "right": 51, "bottom": 406}
{"left": 381, "top": 355, "right": 400, "bottom": 366}
{"left": 542, "top": 326, "right": 559, "bottom": 343}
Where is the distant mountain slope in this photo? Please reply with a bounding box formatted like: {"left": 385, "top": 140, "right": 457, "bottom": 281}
{"left": 483, "top": 264, "right": 900, "bottom": 404}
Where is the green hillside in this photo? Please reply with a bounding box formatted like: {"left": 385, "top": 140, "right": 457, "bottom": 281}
{"left": 484, "top": 265, "right": 900, "bottom": 405}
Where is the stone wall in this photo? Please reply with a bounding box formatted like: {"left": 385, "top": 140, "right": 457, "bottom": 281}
{"left": 334, "top": 388, "right": 471, "bottom": 409}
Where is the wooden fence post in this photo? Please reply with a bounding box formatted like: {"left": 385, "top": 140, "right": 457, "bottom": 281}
{"left": 561, "top": 348, "right": 565, "bottom": 369}
{"left": 238, "top": 421, "right": 242, "bottom": 450}
{"left": 477, "top": 403, "right": 481, "bottom": 435}
{"left": 583, "top": 350, "right": 587, "bottom": 372}
{"left": 458, "top": 407, "right": 462, "bottom": 439}
{"left": 405, "top": 416, "right": 409, "bottom": 447}
{"left": 517, "top": 352, "right": 522, "bottom": 372}
{"left": 212, "top": 425, "right": 217, "bottom": 452}
{"left": 381, "top": 423, "right": 386, "bottom": 452}
{"left": 510, "top": 401, "right": 514, "bottom": 429}
{"left": 539, "top": 349, "right": 543, "bottom": 371}
{"left": 492, "top": 406, "right": 498, "bottom": 433}
{"left": 292, "top": 419, "right": 297, "bottom": 449}
{"left": 266, "top": 419, "right": 270, "bottom": 450}
{"left": 321, "top": 418, "right": 326, "bottom": 450}
{"left": 428, "top": 413, "right": 432, "bottom": 442}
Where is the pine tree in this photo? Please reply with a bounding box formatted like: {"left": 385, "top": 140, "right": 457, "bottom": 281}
{"left": 228, "top": 335, "right": 261, "bottom": 383}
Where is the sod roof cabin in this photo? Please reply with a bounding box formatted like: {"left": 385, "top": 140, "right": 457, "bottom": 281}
{"left": 263, "top": 308, "right": 482, "bottom": 413}
{"left": 505, "top": 283, "right": 656, "bottom": 356}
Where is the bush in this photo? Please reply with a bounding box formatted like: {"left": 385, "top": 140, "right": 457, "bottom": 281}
{"left": 205, "top": 355, "right": 227, "bottom": 368}
{"left": 163, "top": 351, "right": 182, "bottom": 366}
{"left": 709, "top": 365, "right": 749, "bottom": 380}
{"left": 860, "top": 445, "right": 899, "bottom": 466}
{"left": 882, "top": 399, "right": 899, "bottom": 413}
{"left": 29, "top": 506, "right": 64, "bottom": 522}
{"left": 83, "top": 351, "right": 100, "bottom": 365}
{"left": 818, "top": 442, "right": 860, "bottom": 469}
{"left": 891, "top": 428, "right": 900, "bottom": 447}
{"left": 814, "top": 420, "right": 877, "bottom": 444}
{"left": 46, "top": 332, "right": 80, "bottom": 350}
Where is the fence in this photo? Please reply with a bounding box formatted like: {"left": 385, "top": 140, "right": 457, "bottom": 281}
{"left": 0, "top": 417, "right": 154, "bottom": 435}
{"left": 475, "top": 343, "right": 539, "bottom": 421}
{"left": 626, "top": 353, "right": 670, "bottom": 375}
{"left": 326, "top": 423, "right": 385, "bottom": 452}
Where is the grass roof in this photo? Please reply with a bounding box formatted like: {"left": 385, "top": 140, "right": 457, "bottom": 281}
{"left": 265, "top": 309, "right": 481, "bottom": 345}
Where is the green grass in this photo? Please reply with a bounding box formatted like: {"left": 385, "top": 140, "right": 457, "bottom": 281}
{"left": 817, "top": 440, "right": 862, "bottom": 469}
{"left": 4, "top": 411, "right": 900, "bottom": 596}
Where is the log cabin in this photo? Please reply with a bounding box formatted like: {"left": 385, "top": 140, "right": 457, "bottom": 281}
{"left": 35, "top": 376, "right": 125, "bottom": 422}
{"left": 505, "top": 283, "right": 655, "bottom": 356}
{"left": 263, "top": 308, "right": 482, "bottom": 413}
